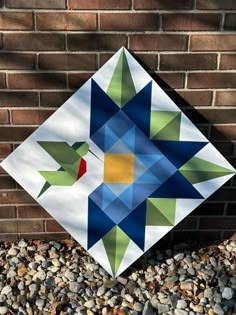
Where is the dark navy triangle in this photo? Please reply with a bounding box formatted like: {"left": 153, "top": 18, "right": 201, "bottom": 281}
{"left": 87, "top": 198, "right": 115, "bottom": 249}
{"left": 119, "top": 201, "right": 146, "bottom": 251}
{"left": 153, "top": 140, "right": 208, "bottom": 169}
{"left": 122, "top": 81, "right": 152, "bottom": 136}
{"left": 150, "top": 171, "right": 204, "bottom": 199}
{"left": 90, "top": 79, "right": 119, "bottom": 137}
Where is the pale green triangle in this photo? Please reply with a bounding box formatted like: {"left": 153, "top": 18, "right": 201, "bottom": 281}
{"left": 150, "top": 111, "right": 181, "bottom": 140}
{"left": 39, "top": 170, "right": 76, "bottom": 186}
{"left": 107, "top": 48, "right": 136, "bottom": 108}
{"left": 146, "top": 198, "right": 176, "bottom": 226}
{"left": 180, "top": 157, "right": 235, "bottom": 184}
{"left": 102, "top": 226, "right": 130, "bottom": 276}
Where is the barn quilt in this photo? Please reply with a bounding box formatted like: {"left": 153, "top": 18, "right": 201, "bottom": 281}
{"left": 1, "top": 47, "right": 235, "bottom": 276}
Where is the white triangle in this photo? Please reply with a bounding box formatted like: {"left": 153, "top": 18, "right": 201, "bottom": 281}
{"left": 179, "top": 113, "right": 208, "bottom": 142}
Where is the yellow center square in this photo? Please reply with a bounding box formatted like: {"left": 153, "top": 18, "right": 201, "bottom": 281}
{"left": 104, "top": 154, "right": 134, "bottom": 183}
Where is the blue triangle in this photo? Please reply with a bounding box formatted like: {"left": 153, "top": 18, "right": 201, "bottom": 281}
{"left": 90, "top": 79, "right": 119, "bottom": 137}
{"left": 121, "top": 127, "right": 136, "bottom": 153}
{"left": 119, "top": 201, "right": 146, "bottom": 251}
{"left": 119, "top": 185, "right": 133, "bottom": 210}
{"left": 132, "top": 183, "right": 159, "bottom": 209}
{"left": 106, "top": 183, "right": 130, "bottom": 196}
{"left": 136, "top": 169, "right": 161, "bottom": 184}
{"left": 136, "top": 154, "right": 163, "bottom": 169}
{"left": 102, "top": 184, "right": 117, "bottom": 209}
{"left": 107, "top": 139, "right": 131, "bottom": 154}
{"left": 91, "top": 125, "right": 105, "bottom": 152}
{"left": 134, "top": 157, "right": 147, "bottom": 180}
{"left": 150, "top": 171, "right": 204, "bottom": 199}
{"left": 153, "top": 140, "right": 208, "bottom": 169}
{"left": 87, "top": 198, "right": 115, "bottom": 249}
{"left": 103, "top": 198, "right": 132, "bottom": 224}
{"left": 104, "top": 125, "right": 119, "bottom": 152}
{"left": 123, "top": 82, "right": 152, "bottom": 136}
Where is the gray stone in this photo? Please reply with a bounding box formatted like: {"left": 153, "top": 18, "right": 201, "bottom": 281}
{"left": 18, "top": 240, "right": 27, "bottom": 248}
{"left": 65, "top": 270, "right": 76, "bottom": 281}
{"left": 0, "top": 306, "right": 8, "bottom": 315}
{"left": 204, "top": 288, "right": 214, "bottom": 299}
{"left": 117, "top": 276, "right": 128, "bottom": 286}
{"left": 174, "top": 310, "right": 188, "bottom": 315}
{"left": 84, "top": 300, "right": 95, "bottom": 309}
{"left": 69, "top": 282, "right": 80, "bottom": 293}
{"left": 214, "top": 303, "right": 224, "bottom": 315}
{"left": 209, "top": 257, "right": 217, "bottom": 267}
{"left": 174, "top": 253, "right": 184, "bottom": 261}
{"left": 97, "top": 286, "right": 106, "bottom": 297}
{"left": 36, "top": 299, "right": 45, "bottom": 309}
{"left": 8, "top": 248, "right": 18, "bottom": 256}
{"left": 125, "top": 294, "right": 134, "bottom": 303}
{"left": 44, "top": 277, "right": 55, "bottom": 289}
{"left": 158, "top": 304, "right": 169, "bottom": 313}
{"left": 187, "top": 268, "right": 195, "bottom": 276}
{"left": 0, "top": 295, "right": 6, "bottom": 303}
{"left": 133, "top": 302, "right": 143, "bottom": 312}
{"left": 176, "top": 300, "right": 187, "bottom": 309}
{"left": 33, "top": 270, "right": 46, "bottom": 281}
{"left": 222, "top": 287, "right": 234, "bottom": 300}
{"left": 1, "top": 285, "right": 12, "bottom": 295}
{"left": 142, "top": 301, "right": 154, "bottom": 315}
{"left": 7, "top": 270, "right": 17, "bottom": 278}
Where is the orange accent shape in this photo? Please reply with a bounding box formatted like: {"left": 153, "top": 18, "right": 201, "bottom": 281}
{"left": 104, "top": 154, "right": 134, "bottom": 183}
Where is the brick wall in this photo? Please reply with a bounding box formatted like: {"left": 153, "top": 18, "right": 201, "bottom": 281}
{"left": 0, "top": 0, "right": 235, "bottom": 243}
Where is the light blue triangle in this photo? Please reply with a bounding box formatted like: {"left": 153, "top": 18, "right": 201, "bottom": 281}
{"left": 107, "top": 139, "right": 131, "bottom": 154}
{"left": 107, "top": 183, "right": 130, "bottom": 197}
{"left": 104, "top": 125, "right": 119, "bottom": 151}
{"left": 134, "top": 157, "right": 147, "bottom": 180}
{"left": 102, "top": 184, "right": 117, "bottom": 209}
{"left": 136, "top": 154, "right": 163, "bottom": 169}
{"left": 121, "top": 127, "right": 136, "bottom": 152}
{"left": 136, "top": 169, "right": 161, "bottom": 184}
{"left": 119, "top": 185, "right": 133, "bottom": 210}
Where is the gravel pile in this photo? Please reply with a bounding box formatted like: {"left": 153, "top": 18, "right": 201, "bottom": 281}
{"left": 0, "top": 239, "right": 235, "bottom": 315}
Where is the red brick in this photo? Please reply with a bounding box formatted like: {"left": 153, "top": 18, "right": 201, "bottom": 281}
{"left": 18, "top": 206, "right": 51, "bottom": 218}
{"left": 8, "top": 73, "right": 67, "bottom": 89}
{"left": 129, "top": 34, "right": 187, "bottom": 51}
{"left": 0, "top": 12, "right": 33, "bottom": 30}
{"left": 0, "top": 53, "right": 35, "bottom": 70}
{"left": 0, "top": 110, "right": 9, "bottom": 124}
{"left": 6, "top": 0, "right": 66, "bottom": 8}
{"left": 190, "top": 35, "right": 236, "bottom": 51}
{"left": 0, "top": 127, "right": 35, "bottom": 141}
{"left": 100, "top": 53, "right": 158, "bottom": 70}
{"left": 19, "top": 233, "right": 70, "bottom": 240}
{"left": 156, "top": 72, "right": 185, "bottom": 89}
{"left": 46, "top": 220, "right": 66, "bottom": 232}
{"left": 215, "top": 91, "right": 236, "bottom": 106}
{"left": 39, "top": 53, "right": 97, "bottom": 71}
{"left": 0, "top": 1, "right": 3, "bottom": 7}
{"left": 101, "top": 13, "right": 159, "bottom": 31}
{"left": 18, "top": 220, "right": 43, "bottom": 233}
{"left": 0, "top": 92, "right": 38, "bottom": 107}
{"left": 209, "top": 188, "right": 236, "bottom": 201}
{"left": 0, "top": 73, "right": 6, "bottom": 89}
{"left": 40, "top": 92, "right": 73, "bottom": 107}
{"left": 175, "top": 216, "right": 198, "bottom": 230}
{"left": 68, "top": 34, "right": 126, "bottom": 51}
{"left": 188, "top": 73, "right": 236, "bottom": 89}
{"left": 4, "top": 33, "right": 65, "bottom": 51}
{"left": 0, "top": 221, "right": 17, "bottom": 233}
{"left": 68, "top": 0, "right": 129, "bottom": 9}
{"left": 224, "top": 231, "right": 236, "bottom": 240}
{"left": 170, "top": 91, "right": 212, "bottom": 106}
{"left": 211, "top": 125, "right": 236, "bottom": 140}
{"left": 192, "top": 202, "right": 224, "bottom": 216}
{"left": 68, "top": 73, "right": 94, "bottom": 89}
{"left": 36, "top": 13, "right": 96, "bottom": 31}
{"left": 220, "top": 54, "right": 236, "bottom": 70}
{"left": 195, "top": 108, "right": 236, "bottom": 124}
{"left": 0, "top": 144, "right": 12, "bottom": 158}
{"left": 162, "top": 14, "right": 220, "bottom": 31}
{"left": 214, "top": 141, "right": 234, "bottom": 157}
{"left": 200, "top": 217, "right": 236, "bottom": 230}
{"left": 0, "top": 176, "right": 15, "bottom": 189}
{"left": 227, "top": 203, "right": 236, "bottom": 215}
{"left": 134, "top": 0, "right": 193, "bottom": 9}
{"left": 196, "top": 0, "right": 236, "bottom": 9}
{"left": 11, "top": 109, "right": 54, "bottom": 125}
{"left": 173, "top": 231, "right": 221, "bottom": 242}
{"left": 224, "top": 14, "right": 236, "bottom": 30}
{"left": 0, "top": 206, "right": 16, "bottom": 218}
{"left": 0, "top": 191, "right": 35, "bottom": 204}
{"left": 160, "top": 53, "right": 217, "bottom": 71}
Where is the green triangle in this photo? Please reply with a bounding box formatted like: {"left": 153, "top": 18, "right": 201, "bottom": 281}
{"left": 37, "top": 181, "right": 51, "bottom": 198}
{"left": 102, "top": 226, "right": 130, "bottom": 276}
{"left": 150, "top": 111, "right": 181, "bottom": 140}
{"left": 180, "top": 157, "right": 235, "bottom": 184}
{"left": 146, "top": 198, "right": 176, "bottom": 226}
{"left": 107, "top": 48, "right": 136, "bottom": 108}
